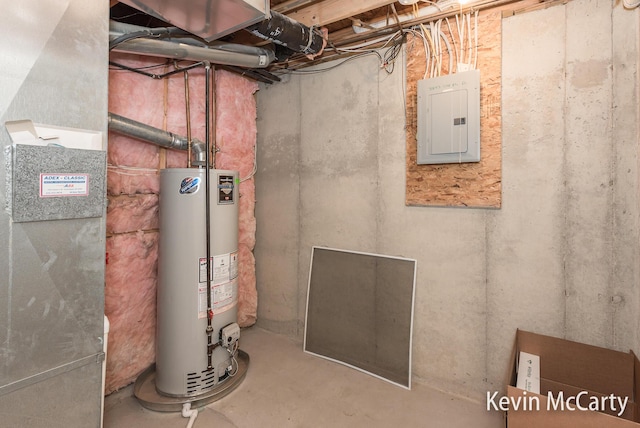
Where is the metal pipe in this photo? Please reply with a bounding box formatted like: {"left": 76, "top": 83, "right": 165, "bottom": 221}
{"left": 107, "top": 112, "right": 206, "bottom": 166}
{"left": 184, "top": 71, "right": 192, "bottom": 168}
{"left": 110, "top": 38, "right": 274, "bottom": 68}
{"left": 109, "top": 21, "right": 275, "bottom": 68}
{"left": 210, "top": 69, "right": 217, "bottom": 168}
{"left": 204, "top": 63, "right": 214, "bottom": 371}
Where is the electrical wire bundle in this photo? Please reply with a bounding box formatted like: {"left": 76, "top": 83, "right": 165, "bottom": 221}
{"left": 272, "top": 1, "right": 480, "bottom": 80}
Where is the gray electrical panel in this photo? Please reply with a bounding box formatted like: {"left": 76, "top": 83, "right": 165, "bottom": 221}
{"left": 416, "top": 70, "right": 481, "bottom": 165}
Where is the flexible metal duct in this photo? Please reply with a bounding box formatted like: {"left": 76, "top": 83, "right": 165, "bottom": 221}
{"left": 108, "top": 112, "right": 207, "bottom": 166}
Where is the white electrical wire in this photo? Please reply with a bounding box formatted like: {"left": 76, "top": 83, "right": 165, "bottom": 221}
{"left": 426, "top": 24, "right": 437, "bottom": 77}
{"left": 456, "top": 13, "right": 465, "bottom": 66}
{"left": 333, "top": 32, "right": 403, "bottom": 53}
{"left": 434, "top": 20, "right": 442, "bottom": 76}
{"left": 622, "top": 0, "right": 640, "bottom": 8}
{"left": 226, "top": 340, "right": 239, "bottom": 377}
{"left": 466, "top": 12, "right": 472, "bottom": 69}
{"left": 445, "top": 18, "right": 458, "bottom": 68}
{"left": 473, "top": 10, "right": 479, "bottom": 70}
{"left": 438, "top": 27, "right": 454, "bottom": 74}
{"left": 405, "top": 28, "right": 431, "bottom": 80}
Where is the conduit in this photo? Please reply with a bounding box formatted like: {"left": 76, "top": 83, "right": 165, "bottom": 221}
{"left": 107, "top": 112, "right": 207, "bottom": 166}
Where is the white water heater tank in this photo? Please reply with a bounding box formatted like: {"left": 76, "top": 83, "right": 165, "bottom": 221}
{"left": 156, "top": 168, "right": 239, "bottom": 397}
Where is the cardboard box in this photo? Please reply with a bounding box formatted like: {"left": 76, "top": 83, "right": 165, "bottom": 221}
{"left": 506, "top": 330, "right": 640, "bottom": 427}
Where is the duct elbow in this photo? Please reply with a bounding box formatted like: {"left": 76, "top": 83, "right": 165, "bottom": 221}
{"left": 169, "top": 134, "right": 207, "bottom": 166}
{"left": 190, "top": 140, "right": 207, "bottom": 166}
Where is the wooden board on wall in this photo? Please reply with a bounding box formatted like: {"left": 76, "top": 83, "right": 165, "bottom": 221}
{"left": 405, "top": 10, "right": 502, "bottom": 208}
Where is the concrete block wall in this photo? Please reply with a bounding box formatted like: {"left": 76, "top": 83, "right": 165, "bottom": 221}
{"left": 255, "top": 0, "right": 639, "bottom": 400}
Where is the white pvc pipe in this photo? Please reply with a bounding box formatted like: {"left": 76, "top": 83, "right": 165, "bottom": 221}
{"left": 182, "top": 403, "right": 199, "bottom": 428}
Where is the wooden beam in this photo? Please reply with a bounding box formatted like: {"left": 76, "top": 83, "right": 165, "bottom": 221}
{"left": 272, "top": 0, "right": 323, "bottom": 14}
{"left": 110, "top": 0, "right": 119, "bottom": 7}
{"left": 286, "top": 0, "right": 398, "bottom": 26}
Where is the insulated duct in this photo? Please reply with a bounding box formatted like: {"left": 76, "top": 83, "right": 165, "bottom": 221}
{"left": 108, "top": 112, "right": 207, "bottom": 166}
{"left": 246, "top": 11, "right": 325, "bottom": 56}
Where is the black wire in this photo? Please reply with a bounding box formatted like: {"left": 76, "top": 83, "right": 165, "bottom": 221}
{"left": 109, "top": 60, "right": 204, "bottom": 79}
{"left": 382, "top": 32, "right": 406, "bottom": 74}
{"left": 273, "top": 31, "right": 407, "bottom": 76}
{"left": 272, "top": 51, "right": 383, "bottom": 75}
{"left": 108, "top": 59, "right": 171, "bottom": 71}
{"left": 109, "top": 27, "right": 188, "bottom": 51}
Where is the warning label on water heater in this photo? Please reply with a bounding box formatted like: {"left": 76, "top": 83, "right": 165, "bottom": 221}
{"left": 198, "top": 278, "right": 238, "bottom": 318}
{"left": 198, "top": 253, "right": 238, "bottom": 284}
{"left": 213, "top": 277, "right": 237, "bottom": 313}
{"left": 197, "top": 252, "right": 239, "bottom": 318}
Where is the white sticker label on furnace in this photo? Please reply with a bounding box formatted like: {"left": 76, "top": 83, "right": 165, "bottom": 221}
{"left": 40, "top": 174, "right": 89, "bottom": 197}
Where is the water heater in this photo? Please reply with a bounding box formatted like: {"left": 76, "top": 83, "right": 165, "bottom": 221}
{"left": 156, "top": 168, "right": 239, "bottom": 397}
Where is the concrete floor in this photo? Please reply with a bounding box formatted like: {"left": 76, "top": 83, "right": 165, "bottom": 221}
{"left": 104, "top": 327, "right": 505, "bottom": 428}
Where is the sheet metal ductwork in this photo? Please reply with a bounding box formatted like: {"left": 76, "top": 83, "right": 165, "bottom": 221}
{"left": 108, "top": 112, "right": 207, "bottom": 166}
{"left": 112, "top": 1, "right": 325, "bottom": 62}
{"left": 118, "top": 0, "right": 269, "bottom": 42}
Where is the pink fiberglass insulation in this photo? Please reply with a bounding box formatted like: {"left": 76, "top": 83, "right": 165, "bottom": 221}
{"left": 214, "top": 71, "right": 258, "bottom": 180}
{"left": 215, "top": 70, "right": 259, "bottom": 325}
{"left": 237, "top": 244, "right": 257, "bottom": 326}
{"left": 107, "top": 164, "right": 160, "bottom": 196}
{"left": 214, "top": 71, "right": 258, "bottom": 250}
{"left": 238, "top": 180, "right": 257, "bottom": 249}
{"left": 106, "top": 56, "right": 258, "bottom": 393}
{"left": 107, "top": 194, "right": 159, "bottom": 234}
{"left": 105, "top": 232, "right": 158, "bottom": 394}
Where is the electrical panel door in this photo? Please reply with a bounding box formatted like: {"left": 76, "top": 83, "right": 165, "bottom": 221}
{"left": 417, "top": 70, "right": 481, "bottom": 165}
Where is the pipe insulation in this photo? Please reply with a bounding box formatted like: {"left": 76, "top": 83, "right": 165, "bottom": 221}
{"left": 109, "top": 21, "right": 275, "bottom": 68}
{"left": 246, "top": 11, "right": 325, "bottom": 55}
{"left": 107, "top": 112, "right": 207, "bottom": 166}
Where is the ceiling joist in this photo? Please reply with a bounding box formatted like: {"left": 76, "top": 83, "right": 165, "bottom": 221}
{"left": 285, "top": 0, "right": 399, "bottom": 26}
{"left": 272, "top": 0, "right": 322, "bottom": 14}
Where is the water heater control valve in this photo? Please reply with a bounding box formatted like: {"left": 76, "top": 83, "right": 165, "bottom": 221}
{"left": 221, "top": 323, "right": 240, "bottom": 348}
